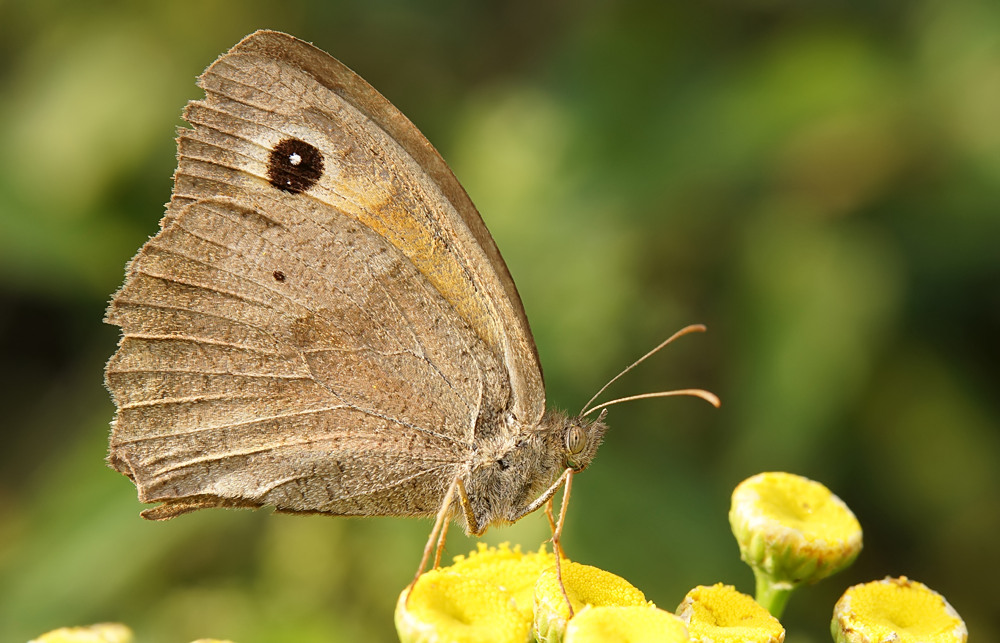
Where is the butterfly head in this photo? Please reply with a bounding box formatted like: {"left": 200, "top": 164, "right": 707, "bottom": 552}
{"left": 561, "top": 409, "right": 608, "bottom": 472}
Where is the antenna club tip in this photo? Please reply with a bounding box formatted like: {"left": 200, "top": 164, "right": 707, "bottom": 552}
{"left": 687, "top": 388, "right": 721, "bottom": 408}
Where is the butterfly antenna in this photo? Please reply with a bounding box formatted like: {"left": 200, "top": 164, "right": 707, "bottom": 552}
{"left": 582, "top": 389, "right": 720, "bottom": 417}
{"left": 579, "top": 324, "right": 719, "bottom": 417}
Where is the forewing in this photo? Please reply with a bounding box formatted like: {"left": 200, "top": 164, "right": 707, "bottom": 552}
{"left": 172, "top": 30, "right": 544, "bottom": 423}
{"left": 105, "top": 31, "right": 539, "bottom": 518}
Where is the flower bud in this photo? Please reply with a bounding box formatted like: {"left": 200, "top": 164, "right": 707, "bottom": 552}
{"left": 729, "top": 472, "right": 862, "bottom": 616}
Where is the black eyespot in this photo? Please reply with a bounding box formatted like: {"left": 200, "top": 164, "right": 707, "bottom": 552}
{"left": 498, "top": 457, "right": 510, "bottom": 471}
{"left": 272, "top": 270, "right": 286, "bottom": 282}
{"left": 267, "top": 138, "right": 324, "bottom": 194}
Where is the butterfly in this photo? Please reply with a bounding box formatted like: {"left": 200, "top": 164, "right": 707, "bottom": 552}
{"left": 104, "top": 30, "right": 716, "bottom": 582}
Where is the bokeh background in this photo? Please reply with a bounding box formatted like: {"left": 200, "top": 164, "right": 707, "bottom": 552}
{"left": 2, "top": 1, "right": 998, "bottom": 641}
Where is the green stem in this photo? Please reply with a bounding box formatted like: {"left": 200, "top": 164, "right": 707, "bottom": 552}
{"left": 754, "top": 569, "right": 794, "bottom": 619}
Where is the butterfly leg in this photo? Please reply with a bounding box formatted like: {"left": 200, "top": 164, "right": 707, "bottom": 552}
{"left": 512, "top": 467, "right": 572, "bottom": 519}
{"left": 433, "top": 515, "right": 451, "bottom": 568}
{"left": 456, "top": 475, "right": 500, "bottom": 537}
{"left": 544, "top": 499, "right": 563, "bottom": 559}
{"left": 407, "top": 474, "right": 459, "bottom": 604}
{"left": 552, "top": 470, "right": 575, "bottom": 617}
{"left": 511, "top": 467, "right": 576, "bottom": 616}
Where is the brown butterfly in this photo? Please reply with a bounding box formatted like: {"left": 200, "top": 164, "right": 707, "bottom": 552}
{"left": 104, "top": 30, "right": 716, "bottom": 583}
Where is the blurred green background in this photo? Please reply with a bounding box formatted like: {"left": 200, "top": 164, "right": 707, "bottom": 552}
{"left": 1, "top": 1, "right": 997, "bottom": 641}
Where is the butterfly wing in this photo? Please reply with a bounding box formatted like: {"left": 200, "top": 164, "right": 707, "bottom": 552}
{"left": 105, "top": 31, "right": 544, "bottom": 519}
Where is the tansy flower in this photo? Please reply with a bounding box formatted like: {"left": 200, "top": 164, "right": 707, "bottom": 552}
{"left": 729, "top": 472, "right": 862, "bottom": 617}
{"left": 564, "top": 605, "right": 689, "bottom": 643}
{"left": 832, "top": 576, "right": 967, "bottom": 643}
{"left": 396, "top": 569, "right": 529, "bottom": 643}
{"left": 533, "top": 561, "right": 652, "bottom": 643}
{"left": 449, "top": 542, "right": 559, "bottom": 621}
{"left": 396, "top": 543, "right": 558, "bottom": 643}
{"left": 676, "top": 583, "right": 785, "bottom": 643}
{"left": 29, "top": 624, "right": 134, "bottom": 643}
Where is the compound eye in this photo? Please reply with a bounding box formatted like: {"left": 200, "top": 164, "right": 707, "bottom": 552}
{"left": 565, "top": 425, "right": 586, "bottom": 455}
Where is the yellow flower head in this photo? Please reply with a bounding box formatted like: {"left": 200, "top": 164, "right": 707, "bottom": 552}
{"left": 832, "top": 577, "right": 967, "bottom": 643}
{"left": 396, "top": 543, "right": 557, "bottom": 643}
{"left": 533, "top": 561, "right": 651, "bottom": 643}
{"left": 397, "top": 544, "right": 685, "bottom": 643}
{"left": 565, "top": 605, "right": 689, "bottom": 643}
{"left": 29, "top": 624, "right": 133, "bottom": 643}
{"left": 396, "top": 568, "right": 529, "bottom": 643}
{"left": 730, "top": 472, "right": 862, "bottom": 587}
{"left": 449, "top": 542, "right": 558, "bottom": 620}
{"left": 676, "top": 584, "right": 785, "bottom": 643}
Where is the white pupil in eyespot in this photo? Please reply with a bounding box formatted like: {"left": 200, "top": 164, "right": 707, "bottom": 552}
{"left": 289, "top": 152, "right": 302, "bottom": 166}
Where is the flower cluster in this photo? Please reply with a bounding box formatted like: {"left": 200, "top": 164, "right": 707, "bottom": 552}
{"left": 396, "top": 543, "right": 688, "bottom": 643}
{"left": 31, "top": 472, "right": 967, "bottom": 643}
{"left": 393, "top": 471, "right": 966, "bottom": 643}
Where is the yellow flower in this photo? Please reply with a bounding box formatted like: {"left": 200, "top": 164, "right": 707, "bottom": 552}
{"left": 565, "top": 605, "right": 689, "bottom": 643}
{"left": 29, "top": 624, "right": 133, "bottom": 643}
{"left": 449, "top": 542, "right": 558, "bottom": 621}
{"left": 832, "top": 577, "right": 967, "bottom": 643}
{"left": 396, "top": 543, "right": 557, "bottom": 643}
{"left": 676, "top": 584, "right": 785, "bottom": 643}
{"left": 398, "top": 544, "right": 677, "bottom": 643}
{"left": 397, "top": 568, "right": 530, "bottom": 643}
{"left": 730, "top": 472, "right": 862, "bottom": 616}
{"left": 533, "top": 561, "right": 651, "bottom": 643}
